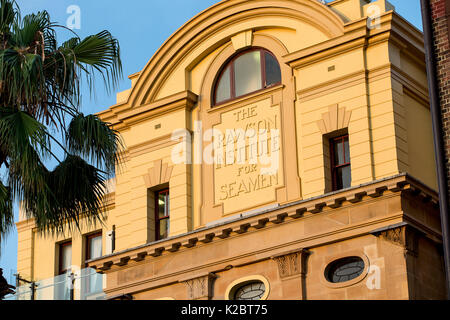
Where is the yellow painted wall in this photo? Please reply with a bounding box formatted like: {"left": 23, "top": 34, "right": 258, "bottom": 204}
{"left": 16, "top": 0, "right": 434, "bottom": 284}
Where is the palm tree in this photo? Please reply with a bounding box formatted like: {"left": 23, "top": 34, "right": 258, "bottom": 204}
{"left": 0, "top": 0, "right": 123, "bottom": 247}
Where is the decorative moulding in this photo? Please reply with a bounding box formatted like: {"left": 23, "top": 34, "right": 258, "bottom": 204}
{"left": 231, "top": 30, "right": 253, "bottom": 51}
{"left": 317, "top": 104, "right": 352, "bottom": 135}
{"left": 271, "top": 248, "right": 310, "bottom": 279}
{"left": 88, "top": 174, "right": 438, "bottom": 272}
{"left": 143, "top": 159, "right": 174, "bottom": 189}
{"left": 180, "top": 273, "right": 217, "bottom": 300}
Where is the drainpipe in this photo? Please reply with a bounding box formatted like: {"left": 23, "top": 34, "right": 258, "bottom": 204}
{"left": 420, "top": 0, "right": 450, "bottom": 300}
{"left": 30, "top": 282, "right": 36, "bottom": 301}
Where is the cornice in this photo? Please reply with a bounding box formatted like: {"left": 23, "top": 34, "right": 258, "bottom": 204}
{"left": 390, "top": 64, "right": 429, "bottom": 104}
{"left": 98, "top": 90, "right": 198, "bottom": 129}
{"left": 283, "top": 20, "right": 368, "bottom": 68}
{"left": 284, "top": 11, "right": 425, "bottom": 70}
{"left": 102, "top": 213, "right": 404, "bottom": 295}
{"left": 87, "top": 173, "right": 439, "bottom": 274}
{"left": 296, "top": 69, "right": 366, "bottom": 102}
{"left": 296, "top": 62, "right": 428, "bottom": 106}
{"left": 15, "top": 218, "right": 36, "bottom": 232}
{"left": 127, "top": 134, "right": 179, "bottom": 158}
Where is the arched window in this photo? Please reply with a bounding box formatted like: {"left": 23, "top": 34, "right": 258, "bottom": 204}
{"left": 213, "top": 48, "right": 282, "bottom": 105}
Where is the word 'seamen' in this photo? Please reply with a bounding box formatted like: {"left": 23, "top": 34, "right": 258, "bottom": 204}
{"left": 219, "top": 173, "right": 279, "bottom": 200}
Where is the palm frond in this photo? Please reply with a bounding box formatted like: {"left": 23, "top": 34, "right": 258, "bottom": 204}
{"left": 0, "top": 0, "right": 123, "bottom": 244}
{"left": 0, "top": 0, "right": 17, "bottom": 36}
{"left": 0, "top": 109, "right": 50, "bottom": 158}
{"left": 39, "top": 155, "right": 106, "bottom": 234}
{"left": 0, "top": 181, "right": 13, "bottom": 244}
{"left": 72, "top": 30, "right": 122, "bottom": 93}
{"left": 67, "top": 113, "right": 124, "bottom": 174}
{"left": 12, "top": 10, "right": 51, "bottom": 47}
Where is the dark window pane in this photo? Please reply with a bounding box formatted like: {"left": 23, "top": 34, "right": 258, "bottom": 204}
{"left": 330, "top": 135, "right": 351, "bottom": 191}
{"left": 215, "top": 66, "right": 231, "bottom": 103}
{"left": 156, "top": 190, "right": 170, "bottom": 241}
{"left": 158, "top": 192, "right": 168, "bottom": 219}
{"left": 334, "top": 139, "right": 345, "bottom": 165}
{"left": 159, "top": 218, "right": 169, "bottom": 240}
{"left": 335, "top": 167, "right": 343, "bottom": 190}
{"left": 336, "top": 166, "right": 351, "bottom": 189}
{"left": 166, "top": 193, "right": 170, "bottom": 216}
{"left": 341, "top": 165, "right": 351, "bottom": 188}
{"left": 234, "top": 282, "right": 266, "bottom": 300}
{"left": 344, "top": 137, "right": 350, "bottom": 163}
{"left": 326, "top": 257, "right": 365, "bottom": 283}
{"left": 264, "top": 52, "right": 281, "bottom": 86}
{"left": 234, "top": 51, "right": 262, "bottom": 97}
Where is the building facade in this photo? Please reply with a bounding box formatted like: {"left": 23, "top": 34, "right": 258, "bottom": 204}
{"left": 16, "top": 0, "right": 447, "bottom": 300}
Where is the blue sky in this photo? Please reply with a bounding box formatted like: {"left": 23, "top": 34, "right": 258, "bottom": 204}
{"left": 0, "top": 0, "right": 423, "bottom": 284}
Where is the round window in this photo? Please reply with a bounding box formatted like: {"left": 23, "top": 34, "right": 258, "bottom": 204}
{"left": 325, "top": 256, "right": 365, "bottom": 283}
{"left": 234, "top": 281, "right": 266, "bottom": 300}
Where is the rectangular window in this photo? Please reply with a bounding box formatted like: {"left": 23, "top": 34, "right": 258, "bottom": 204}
{"left": 330, "top": 135, "right": 351, "bottom": 191}
{"left": 56, "top": 241, "right": 72, "bottom": 300}
{"left": 155, "top": 189, "right": 170, "bottom": 240}
{"left": 59, "top": 241, "right": 72, "bottom": 275}
{"left": 84, "top": 232, "right": 103, "bottom": 297}
{"left": 86, "top": 232, "right": 102, "bottom": 262}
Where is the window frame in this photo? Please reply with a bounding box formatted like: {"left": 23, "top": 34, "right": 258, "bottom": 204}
{"left": 213, "top": 48, "right": 281, "bottom": 106}
{"left": 155, "top": 188, "right": 170, "bottom": 241}
{"left": 84, "top": 232, "right": 103, "bottom": 297}
{"left": 58, "top": 240, "right": 72, "bottom": 275}
{"left": 225, "top": 275, "right": 270, "bottom": 301}
{"left": 330, "top": 134, "right": 351, "bottom": 191}
{"left": 85, "top": 231, "right": 102, "bottom": 264}
{"left": 325, "top": 256, "right": 365, "bottom": 284}
{"left": 234, "top": 281, "right": 267, "bottom": 300}
{"left": 321, "top": 252, "right": 370, "bottom": 289}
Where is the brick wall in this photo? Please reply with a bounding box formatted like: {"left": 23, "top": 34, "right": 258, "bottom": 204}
{"left": 430, "top": 0, "right": 450, "bottom": 193}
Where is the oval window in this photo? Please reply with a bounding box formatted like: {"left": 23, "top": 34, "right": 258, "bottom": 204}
{"left": 325, "top": 256, "right": 365, "bottom": 283}
{"left": 234, "top": 281, "right": 266, "bottom": 300}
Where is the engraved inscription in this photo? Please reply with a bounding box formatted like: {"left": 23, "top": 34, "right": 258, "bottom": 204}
{"left": 213, "top": 98, "right": 284, "bottom": 214}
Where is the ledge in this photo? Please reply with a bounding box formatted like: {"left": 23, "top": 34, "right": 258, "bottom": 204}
{"left": 87, "top": 173, "right": 439, "bottom": 272}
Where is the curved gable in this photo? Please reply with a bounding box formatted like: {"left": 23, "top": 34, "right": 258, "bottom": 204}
{"left": 127, "top": 0, "right": 345, "bottom": 108}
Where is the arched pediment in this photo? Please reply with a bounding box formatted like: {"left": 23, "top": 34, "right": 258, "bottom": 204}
{"left": 127, "top": 0, "right": 345, "bottom": 108}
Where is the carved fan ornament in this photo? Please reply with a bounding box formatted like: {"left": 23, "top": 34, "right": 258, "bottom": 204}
{"left": 317, "top": 105, "right": 352, "bottom": 135}
{"left": 143, "top": 159, "right": 174, "bottom": 188}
